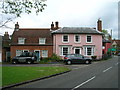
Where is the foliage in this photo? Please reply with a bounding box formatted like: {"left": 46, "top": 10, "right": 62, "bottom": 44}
{"left": 91, "top": 56, "right": 97, "bottom": 60}
{"left": 1, "top": 0, "right": 47, "bottom": 17}
{"left": 2, "top": 66, "right": 70, "bottom": 86}
{"left": 40, "top": 54, "right": 62, "bottom": 64}
{"left": 102, "top": 29, "right": 108, "bottom": 34}
{"left": 51, "top": 53, "right": 61, "bottom": 61}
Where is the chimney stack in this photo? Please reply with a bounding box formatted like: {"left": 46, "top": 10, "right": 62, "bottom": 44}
{"left": 3, "top": 32, "right": 9, "bottom": 40}
{"left": 97, "top": 19, "right": 102, "bottom": 32}
{"left": 14, "top": 22, "right": 19, "bottom": 31}
{"left": 55, "top": 21, "right": 59, "bottom": 29}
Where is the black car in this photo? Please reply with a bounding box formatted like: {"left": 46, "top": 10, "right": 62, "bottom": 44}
{"left": 12, "top": 52, "right": 37, "bottom": 64}
{"left": 64, "top": 54, "right": 92, "bottom": 65}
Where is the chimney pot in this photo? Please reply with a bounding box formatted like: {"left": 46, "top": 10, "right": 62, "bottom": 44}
{"left": 15, "top": 22, "right": 19, "bottom": 31}
{"left": 51, "top": 22, "right": 54, "bottom": 30}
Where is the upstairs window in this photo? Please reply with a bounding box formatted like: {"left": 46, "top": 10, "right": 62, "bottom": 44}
{"left": 39, "top": 38, "right": 46, "bottom": 44}
{"left": 86, "top": 35, "right": 92, "bottom": 43}
{"left": 63, "top": 35, "right": 69, "bottom": 43}
{"left": 18, "top": 38, "right": 25, "bottom": 44}
{"left": 74, "top": 35, "right": 80, "bottom": 43}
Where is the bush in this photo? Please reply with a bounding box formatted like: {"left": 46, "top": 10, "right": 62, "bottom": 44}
{"left": 39, "top": 54, "right": 62, "bottom": 64}
{"left": 51, "top": 53, "right": 61, "bottom": 61}
{"left": 91, "top": 56, "right": 97, "bottom": 60}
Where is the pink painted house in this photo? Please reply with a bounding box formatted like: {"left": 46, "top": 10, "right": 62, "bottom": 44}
{"left": 52, "top": 20, "right": 103, "bottom": 59}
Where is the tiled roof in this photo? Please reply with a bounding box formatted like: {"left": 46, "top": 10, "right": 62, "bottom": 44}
{"left": 52, "top": 27, "right": 103, "bottom": 35}
{"left": 11, "top": 28, "right": 53, "bottom": 45}
{"left": 112, "top": 40, "right": 120, "bottom": 46}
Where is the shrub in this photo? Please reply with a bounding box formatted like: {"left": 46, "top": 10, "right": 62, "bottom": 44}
{"left": 51, "top": 53, "right": 61, "bottom": 61}
{"left": 91, "top": 56, "right": 97, "bottom": 60}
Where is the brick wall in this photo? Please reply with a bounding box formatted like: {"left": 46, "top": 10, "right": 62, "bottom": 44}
{"left": 11, "top": 45, "right": 53, "bottom": 59}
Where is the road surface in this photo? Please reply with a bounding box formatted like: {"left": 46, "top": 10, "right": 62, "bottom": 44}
{"left": 13, "top": 56, "right": 119, "bottom": 89}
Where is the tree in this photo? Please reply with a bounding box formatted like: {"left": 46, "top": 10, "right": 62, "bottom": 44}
{"left": 102, "top": 29, "right": 111, "bottom": 40}
{"left": 102, "top": 29, "right": 108, "bottom": 34}
{"left": 0, "top": 0, "right": 47, "bottom": 29}
{"left": 1, "top": 0, "right": 47, "bottom": 17}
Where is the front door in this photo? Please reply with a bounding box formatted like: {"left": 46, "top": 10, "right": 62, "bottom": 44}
{"left": 34, "top": 51, "right": 40, "bottom": 61}
{"left": 74, "top": 48, "right": 81, "bottom": 54}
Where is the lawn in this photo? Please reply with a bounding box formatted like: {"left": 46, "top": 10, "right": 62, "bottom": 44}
{"left": 2, "top": 66, "right": 70, "bottom": 87}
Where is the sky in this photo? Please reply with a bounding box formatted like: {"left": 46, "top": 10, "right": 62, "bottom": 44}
{"left": 0, "top": 0, "right": 119, "bottom": 39}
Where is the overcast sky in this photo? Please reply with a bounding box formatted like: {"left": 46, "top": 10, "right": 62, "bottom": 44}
{"left": 0, "top": 0, "right": 119, "bottom": 39}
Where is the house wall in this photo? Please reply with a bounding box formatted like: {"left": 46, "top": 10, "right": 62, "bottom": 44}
{"left": 11, "top": 45, "right": 53, "bottom": 59}
{"left": 53, "top": 34, "right": 102, "bottom": 59}
{"left": 105, "top": 43, "right": 111, "bottom": 54}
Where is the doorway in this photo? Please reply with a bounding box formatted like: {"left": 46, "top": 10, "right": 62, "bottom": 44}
{"left": 74, "top": 48, "right": 81, "bottom": 54}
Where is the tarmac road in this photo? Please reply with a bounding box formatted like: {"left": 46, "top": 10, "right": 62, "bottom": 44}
{"left": 12, "top": 56, "right": 119, "bottom": 89}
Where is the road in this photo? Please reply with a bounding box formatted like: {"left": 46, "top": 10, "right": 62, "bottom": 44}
{"left": 13, "top": 56, "right": 119, "bottom": 89}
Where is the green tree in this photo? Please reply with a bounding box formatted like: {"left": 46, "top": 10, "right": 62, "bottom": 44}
{"left": 1, "top": 0, "right": 47, "bottom": 17}
{"left": 102, "top": 29, "right": 108, "bottom": 34}
{"left": 0, "top": 0, "right": 47, "bottom": 29}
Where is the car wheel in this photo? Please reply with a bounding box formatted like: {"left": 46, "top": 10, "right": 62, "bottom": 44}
{"left": 67, "top": 61, "right": 72, "bottom": 65}
{"left": 12, "top": 60, "right": 17, "bottom": 64}
{"left": 85, "top": 60, "right": 89, "bottom": 64}
{"left": 27, "top": 60, "right": 32, "bottom": 64}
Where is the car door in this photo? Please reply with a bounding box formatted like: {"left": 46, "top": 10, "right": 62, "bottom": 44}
{"left": 18, "top": 54, "right": 26, "bottom": 62}
{"left": 75, "top": 54, "right": 83, "bottom": 63}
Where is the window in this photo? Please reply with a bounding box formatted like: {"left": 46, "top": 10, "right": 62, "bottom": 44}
{"left": 84, "top": 46, "right": 94, "bottom": 56}
{"left": 74, "top": 35, "right": 80, "bottom": 43}
{"left": 87, "top": 47, "right": 92, "bottom": 55}
{"left": 60, "top": 46, "right": 71, "bottom": 56}
{"left": 42, "top": 50, "right": 48, "bottom": 57}
{"left": 18, "top": 38, "right": 25, "bottom": 44}
{"left": 63, "top": 47, "right": 68, "bottom": 55}
{"left": 16, "top": 50, "right": 23, "bottom": 56}
{"left": 86, "top": 35, "right": 92, "bottom": 43}
{"left": 39, "top": 38, "right": 46, "bottom": 44}
{"left": 63, "top": 35, "right": 69, "bottom": 43}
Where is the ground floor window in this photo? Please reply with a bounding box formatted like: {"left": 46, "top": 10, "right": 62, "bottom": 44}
{"left": 42, "top": 50, "right": 48, "bottom": 57}
{"left": 16, "top": 50, "right": 23, "bottom": 56}
{"left": 84, "top": 46, "right": 94, "bottom": 56}
{"left": 60, "top": 46, "right": 70, "bottom": 56}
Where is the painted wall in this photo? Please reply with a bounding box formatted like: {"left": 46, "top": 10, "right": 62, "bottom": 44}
{"left": 105, "top": 43, "right": 111, "bottom": 54}
{"left": 53, "top": 34, "right": 102, "bottom": 59}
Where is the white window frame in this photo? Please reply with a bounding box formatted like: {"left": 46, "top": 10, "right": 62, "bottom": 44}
{"left": 74, "top": 35, "right": 80, "bottom": 43}
{"left": 18, "top": 38, "right": 25, "bottom": 44}
{"left": 60, "top": 46, "right": 70, "bottom": 56}
{"left": 39, "top": 38, "right": 46, "bottom": 44}
{"left": 74, "top": 48, "right": 81, "bottom": 54}
{"left": 84, "top": 46, "right": 94, "bottom": 56}
{"left": 42, "top": 50, "right": 48, "bottom": 57}
{"left": 62, "top": 35, "right": 69, "bottom": 43}
{"left": 23, "top": 50, "right": 29, "bottom": 53}
{"left": 86, "top": 35, "right": 92, "bottom": 43}
{"left": 16, "top": 50, "right": 23, "bottom": 56}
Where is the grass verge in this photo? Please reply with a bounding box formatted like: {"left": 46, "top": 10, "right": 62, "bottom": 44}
{"left": 2, "top": 66, "right": 70, "bottom": 87}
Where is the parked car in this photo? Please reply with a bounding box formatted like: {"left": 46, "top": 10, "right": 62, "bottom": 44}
{"left": 64, "top": 54, "right": 92, "bottom": 65}
{"left": 12, "top": 52, "right": 37, "bottom": 64}
{"left": 117, "top": 53, "right": 120, "bottom": 56}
